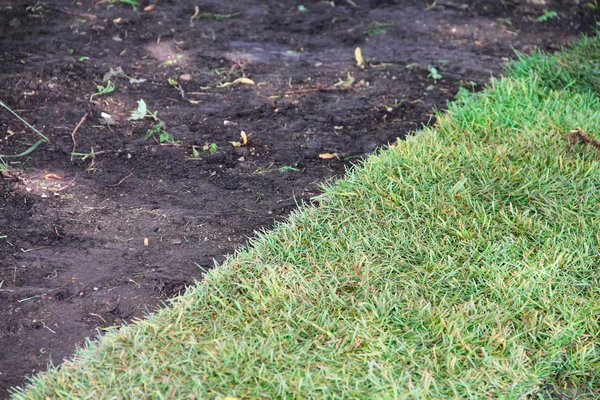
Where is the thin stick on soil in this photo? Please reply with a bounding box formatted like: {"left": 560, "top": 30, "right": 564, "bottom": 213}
{"left": 284, "top": 84, "right": 354, "bottom": 96}
{"left": 42, "top": 4, "right": 97, "bottom": 19}
{"left": 70, "top": 113, "right": 88, "bottom": 160}
{"left": 105, "top": 172, "right": 133, "bottom": 188}
{"left": 48, "top": 176, "right": 77, "bottom": 192}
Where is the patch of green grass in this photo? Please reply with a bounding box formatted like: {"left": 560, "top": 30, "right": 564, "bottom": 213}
{"left": 508, "top": 34, "right": 600, "bottom": 96}
{"left": 11, "top": 36, "right": 600, "bottom": 399}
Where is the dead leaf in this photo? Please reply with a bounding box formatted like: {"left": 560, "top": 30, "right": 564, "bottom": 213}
{"left": 144, "top": 238, "right": 149, "bottom": 247}
{"left": 240, "top": 130, "right": 248, "bottom": 145}
{"left": 1, "top": 170, "right": 17, "bottom": 180}
{"left": 318, "top": 152, "right": 338, "bottom": 159}
{"left": 144, "top": 4, "right": 155, "bottom": 11}
{"left": 234, "top": 77, "right": 255, "bottom": 85}
{"left": 44, "top": 173, "right": 61, "bottom": 180}
{"left": 100, "top": 112, "right": 117, "bottom": 126}
{"left": 229, "top": 141, "right": 242, "bottom": 147}
{"left": 219, "top": 77, "right": 255, "bottom": 88}
{"left": 190, "top": 5, "right": 200, "bottom": 21}
{"left": 354, "top": 47, "right": 365, "bottom": 67}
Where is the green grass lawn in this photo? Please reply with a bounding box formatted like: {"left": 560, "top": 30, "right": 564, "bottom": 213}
{"left": 12, "top": 35, "right": 600, "bottom": 399}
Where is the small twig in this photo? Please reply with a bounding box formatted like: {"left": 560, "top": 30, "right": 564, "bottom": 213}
{"left": 70, "top": 113, "right": 87, "bottom": 160}
{"left": 285, "top": 84, "right": 354, "bottom": 96}
{"left": 47, "top": 176, "right": 76, "bottom": 192}
{"left": 42, "top": 4, "right": 97, "bottom": 19}
{"left": 177, "top": 84, "right": 186, "bottom": 100}
{"left": 89, "top": 313, "right": 107, "bottom": 323}
{"left": 105, "top": 172, "right": 133, "bottom": 188}
{"left": 21, "top": 246, "right": 48, "bottom": 253}
{"left": 427, "top": 0, "right": 469, "bottom": 11}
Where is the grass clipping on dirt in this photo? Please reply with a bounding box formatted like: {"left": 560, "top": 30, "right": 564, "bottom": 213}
{"left": 13, "top": 36, "right": 600, "bottom": 399}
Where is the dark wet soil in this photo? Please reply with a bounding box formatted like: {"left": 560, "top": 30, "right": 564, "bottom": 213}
{"left": 0, "top": 0, "right": 598, "bottom": 397}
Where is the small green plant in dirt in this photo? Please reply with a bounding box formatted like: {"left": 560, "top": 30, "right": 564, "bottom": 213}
{"left": 383, "top": 99, "right": 403, "bottom": 112}
{"left": 167, "top": 77, "right": 185, "bottom": 99}
{"left": 190, "top": 6, "right": 239, "bottom": 27}
{"left": 168, "top": 77, "right": 179, "bottom": 89}
{"left": 279, "top": 163, "right": 300, "bottom": 172}
{"left": 427, "top": 66, "right": 443, "bottom": 81}
{"left": 364, "top": 21, "right": 394, "bottom": 36}
{"left": 109, "top": 0, "right": 139, "bottom": 10}
{"left": 536, "top": 9, "right": 558, "bottom": 22}
{"left": 405, "top": 62, "right": 422, "bottom": 71}
{"left": 128, "top": 99, "right": 180, "bottom": 145}
{"left": 146, "top": 121, "right": 179, "bottom": 145}
{"left": 203, "top": 143, "right": 218, "bottom": 154}
{"left": 496, "top": 17, "right": 512, "bottom": 25}
{"left": 25, "top": 3, "right": 46, "bottom": 15}
{"left": 70, "top": 147, "right": 105, "bottom": 172}
{"left": 104, "top": 66, "right": 146, "bottom": 85}
{"left": 187, "top": 146, "right": 201, "bottom": 159}
{"left": 585, "top": 1, "right": 598, "bottom": 10}
{"left": 89, "top": 79, "right": 115, "bottom": 101}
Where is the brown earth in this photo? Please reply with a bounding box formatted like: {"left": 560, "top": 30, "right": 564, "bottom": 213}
{"left": 0, "top": 0, "right": 598, "bottom": 397}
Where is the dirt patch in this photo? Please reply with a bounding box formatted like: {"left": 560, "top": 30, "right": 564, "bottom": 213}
{"left": 0, "top": 0, "right": 597, "bottom": 396}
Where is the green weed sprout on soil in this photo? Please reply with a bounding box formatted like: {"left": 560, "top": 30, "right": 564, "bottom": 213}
{"left": 128, "top": 99, "right": 180, "bottom": 145}
{"left": 109, "top": 0, "right": 139, "bottom": 10}
{"left": 10, "top": 35, "right": 600, "bottom": 400}
{"left": 89, "top": 79, "right": 115, "bottom": 101}
{"left": 536, "top": 9, "right": 558, "bottom": 22}
{"left": 0, "top": 232, "right": 13, "bottom": 247}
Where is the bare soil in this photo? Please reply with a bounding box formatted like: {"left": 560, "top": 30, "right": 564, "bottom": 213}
{"left": 1, "top": 0, "right": 597, "bottom": 396}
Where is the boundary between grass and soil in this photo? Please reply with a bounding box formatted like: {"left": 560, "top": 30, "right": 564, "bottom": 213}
{"left": 10, "top": 34, "right": 600, "bottom": 399}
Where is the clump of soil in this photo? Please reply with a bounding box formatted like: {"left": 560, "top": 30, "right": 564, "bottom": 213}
{"left": 1, "top": 0, "right": 597, "bottom": 397}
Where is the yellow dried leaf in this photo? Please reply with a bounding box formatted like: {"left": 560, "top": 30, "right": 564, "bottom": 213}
{"left": 191, "top": 5, "right": 200, "bottom": 21}
{"left": 229, "top": 141, "right": 242, "bottom": 147}
{"left": 354, "top": 47, "right": 365, "bottom": 67}
{"left": 44, "top": 173, "right": 61, "bottom": 180}
{"left": 188, "top": 99, "right": 202, "bottom": 104}
{"left": 219, "top": 77, "right": 255, "bottom": 88}
{"left": 233, "top": 77, "right": 255, "bottom": 85}
{"left": 318, "top": 152, "right": 338, "bottom": 159}
{"left": 240, "top": 130, "right": 248, "bottom": 145}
